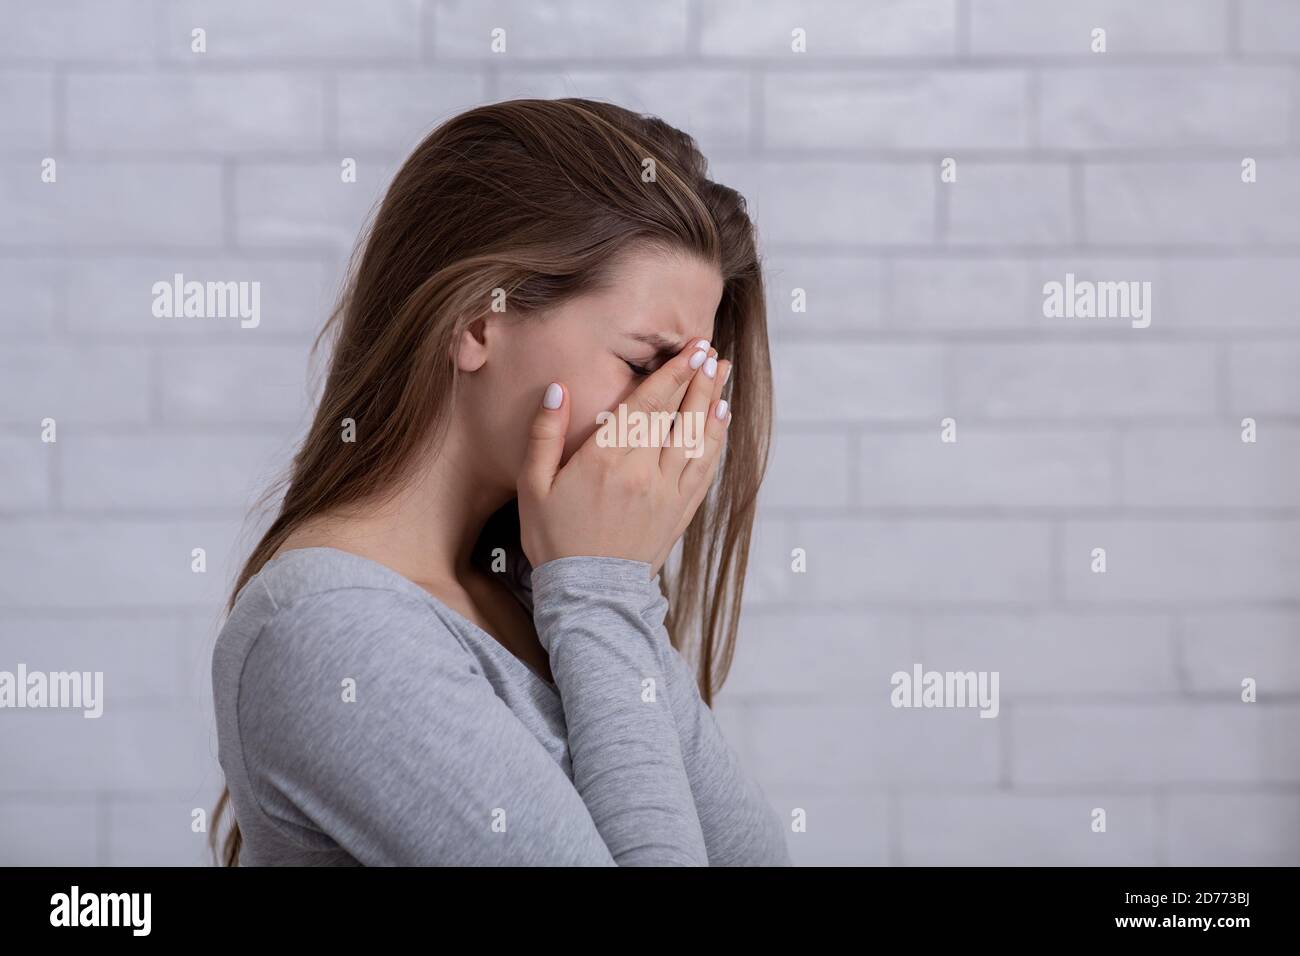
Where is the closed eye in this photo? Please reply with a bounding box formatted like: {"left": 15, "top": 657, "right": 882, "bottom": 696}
{"left": 624, "top": 359, "right": 655, "bottom": 377}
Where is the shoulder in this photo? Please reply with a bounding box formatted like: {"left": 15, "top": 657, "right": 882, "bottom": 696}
{"left": 213, "top": 551, "right": 480, "bottom": 716}
{"left": 259, "top": 576, "right": 488, "bottom": 685}
{"left": 220, "top": 582, "right": 490, "bottom": 763}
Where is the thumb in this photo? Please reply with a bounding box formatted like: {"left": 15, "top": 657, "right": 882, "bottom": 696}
{"left": 520, "top": 382, "right": 569, "bottom": 497}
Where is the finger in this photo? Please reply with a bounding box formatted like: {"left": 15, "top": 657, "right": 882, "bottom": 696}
{"left": 678, "top": 448, "right": 720, "bottom": 546}
{"left": 679, "top": 394, "right": 731, "bottom": 496}
{"left": 519, "top": 381, "right": 569, "bottom": 498}
{"left": 621, "top": 338, "right": 711, "bottom": 437}
{"left": 663, "top": 412, "right": 727, "bottom": 570}
{"left": 662, "top": 351, "right": 724, "bottom": 476}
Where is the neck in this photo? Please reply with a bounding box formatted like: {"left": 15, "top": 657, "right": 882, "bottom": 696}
{"left": 290, "top": 418, "right": 514, "bottom": 589}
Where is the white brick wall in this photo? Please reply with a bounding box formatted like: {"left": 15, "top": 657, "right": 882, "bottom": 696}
{"left": 0, "top": 0, "right": 1296, "bottom": 866}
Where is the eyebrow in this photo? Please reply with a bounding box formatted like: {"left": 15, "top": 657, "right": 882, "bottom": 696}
{"left": 625, "top": 332, "right": 688, "bottom": 360}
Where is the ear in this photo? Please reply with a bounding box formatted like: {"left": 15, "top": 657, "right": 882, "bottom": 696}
{"left": 454, "top": 316, "right": 489, "bottom": 372}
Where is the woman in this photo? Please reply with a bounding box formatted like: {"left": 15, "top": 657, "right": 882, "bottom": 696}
{"left": 209, "top": 98, "right": 788, "bottom": 866}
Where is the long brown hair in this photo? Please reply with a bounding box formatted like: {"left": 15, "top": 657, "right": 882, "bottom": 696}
{"left": 210, "top": 98, "right": 772, "bottom": 866}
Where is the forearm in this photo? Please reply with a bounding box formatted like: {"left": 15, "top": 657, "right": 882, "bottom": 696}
{"left": 646, "top": 603, "right": 792, "bottom": 866}
{"left": 531, "top": 555, "right": 791, "bottom": 866}
{"left": 531, "top": 556, "right": 709, "bottom": 866}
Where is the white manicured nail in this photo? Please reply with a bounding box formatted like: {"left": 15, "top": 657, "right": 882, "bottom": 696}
{"left": 689, "top": 349, "right": 707, "bottom": 369}
{"left": 715, "top": 399, "right": 729, "bottom": 420}
{"left": 543, "top": 382, "right": 563, "bottom": 409}
{"left": 704, "top": 356, "right": 718, "bottom": 378}
{"left": 694, "top": 339, "right": 710, "bottom": 351}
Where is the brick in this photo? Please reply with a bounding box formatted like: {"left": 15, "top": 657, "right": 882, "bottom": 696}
{"left": 945, "top": 163, "right": 1072, "bottom": 245}
{"left": 178, "top": 614, "right": 221, "bottom": 714}
{"left": 0, "top": 436, "right": 52, "bottom": 511}
{"left": 1121, "top": 426, "right": 1300, "bottom": 508}
{"left": 764, "top": 254, "right": 885, "bottom": 332}
{"left": 66, "top": 256, "right": 332, "bottom": 339}
{"left": 109, "top": 794, "right": 220, "bottom": 866}
{"left": 1063, "top": 519, "right": 1300, "bottom": 604}
{"left": 765, "top": 788, "right": 890, "bottom": 865}
{"left": 0, "top": 258, "right": 59, "bottom": 340}
{"left": 0, "top": 615, "right": 201, "bottom": 702}
{"left": 0, "top": 518, "right": 239, "bottom": 609}
{"left": 1034, "top": 260, "right": 1165, "bottom": 333}
{"left": 0, "top": 0, "right": 156, "bottom": 61}
{"left": 162, "top": 0, "right": 421, "bottom": 61}
{"left": 1166, "top": 793, "right": 1300, "bottom": 865}
{"left": 1228, "top": 343, "right": 1300, "bottom": 417}
{"left": 766, "top": 71, "right": 1029, "bottom": 150}
{"left": 1182, "top": 611, "right": 1300, "bottom": 695}
{"left": 0, "top": 705, "right": 212, "bottom": 792}
{"left": 707, "top": 159, "right": 934, "bottom": 244}
{"left": 772, "top": 344, "right": 944, "bottom": 422}
{"left": 432, "top": 0, "right": 689, "bottom": 58}
{"left": 0, "top": 346, "right": 150, "bottom": 425}
{"left": 0, "top": 798, "right": 98, "bottom": 864}
{"left": 1039, "top": 68, "right": 1290, "bottom": 150}
{"left": 0, "top": 161, "right": 223, "bottom": 247}
{"left": 1240, "top": 0, "right": 1300, "bottom": 54}
{"left": 970, "top": 0, "right": 1228, "bottom": 55}
{"left": 0, "top": 72, "right": 55, "bottom": 149}
{"left": 757, "top": 430, "right": 852, "bottom": 510}
{"left": 157, "top": 345, "right": 313, "bottom": 425}
{"left": 699, "top": 0, "right": 957, "bottom": 56}
{"left": 917, "top": 612, "right": 1178, "bottom": 695}
{"left": 736, "top": 515, "right": 805, "bottom": 608}
{"left": 496, "top": 69, "right": 751, "bottom": 155}
{"left": 857, "top": 427, "right": 1115, "bottom": 508}
{"left": 901, "top": 794, "right": 1159, "bottom": 865}
{"left": 788, "top": 518, "right": 1054, "bottom": 604}
{"left": 724, "top": 609, "right": 915, "bottom": 698}
{"left": 948, "top": 344, "right": 1219, "bottom": 420}
{"left": 1084, "top": 162, "right": 1300, "bottom": 245}
{"left": 235, "top": 160, "right": 398, "bottom": 249}
{"left": 338, "top": 71, "right": 487, "bottom": 153}
{"left": 1034, "top": 257, "right": 1300, "bottom": 331}
{"left": 749, "top": 699, "right": 1001, "bottom": 789}
{"left": 890, "top": 257, "right": 1033, "bottom": 329}
{"left": 63, "top": 433, "right": 289, "bottom": 511}
{"left": 67, "top": 72, "right": 325, "bottom": 152}
{"left": 1011, "top": 703, "right": 1298, "bottom": 785}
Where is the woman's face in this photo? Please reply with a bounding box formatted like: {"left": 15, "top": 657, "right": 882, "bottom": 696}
{"left": 458, "top": 247, "right": 724, "bottom": 490}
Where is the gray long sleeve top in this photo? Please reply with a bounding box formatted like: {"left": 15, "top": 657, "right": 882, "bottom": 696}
{"left": 211, "top": 546, "right": 791, "bottom": 866}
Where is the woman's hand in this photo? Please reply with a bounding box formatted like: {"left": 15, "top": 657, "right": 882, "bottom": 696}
{"left": 517, "top": 340, "right": 732, "bottom": 577}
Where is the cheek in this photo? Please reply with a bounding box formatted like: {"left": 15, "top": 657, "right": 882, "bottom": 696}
{"left": 562, "top": 398, "right": 603, "bottom": 462}
{"left": 562, "top": 377, "right": 631, "bottom": 463}
{"left": 491, "top": 359, "right": 629, "bottom": 472}
{"left": 490, "top": 313, "right": 636, "bottom": 473}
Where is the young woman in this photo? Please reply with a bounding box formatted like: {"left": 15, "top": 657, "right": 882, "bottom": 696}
{"left": 209, "top": 98, "right": 788, "bottom": 866}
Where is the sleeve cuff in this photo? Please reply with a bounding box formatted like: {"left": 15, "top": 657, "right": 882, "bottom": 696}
{"left": 529, "top": 554, "right": 658, "bottom": 598}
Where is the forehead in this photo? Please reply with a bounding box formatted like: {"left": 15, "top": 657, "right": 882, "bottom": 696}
{"left": 594, "top": 246, "right": 723, "bottom": 342}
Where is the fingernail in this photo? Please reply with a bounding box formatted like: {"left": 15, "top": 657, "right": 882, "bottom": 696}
{"left": 715, "top": 399, "right": 729, "bottom": 420}
{"left": 543, "top": 382, "right": 563, "bottom": 409}
{"left": 694, "top": 339, "right": 710, "bottom": 351}
{"left": 721, "top": 363, "right": 732, "bottom": 386}
{"left": 704, "top": 356, "right": 718, "bottom": 378}
{"left": 689, "top": 349, "right": 707, "bottom": 370}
